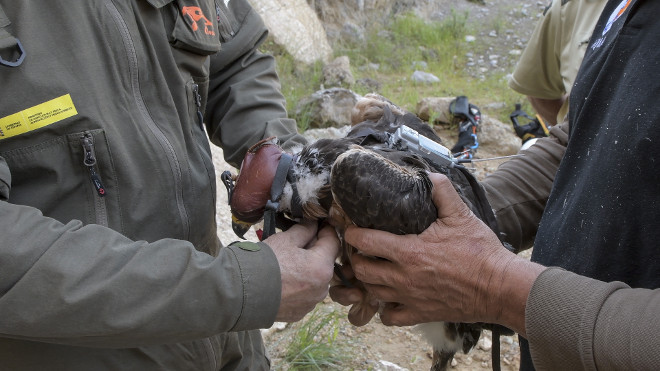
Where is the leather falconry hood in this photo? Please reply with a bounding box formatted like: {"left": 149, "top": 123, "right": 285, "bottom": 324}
{"left": 227, "top": 137, "right": 282, "bottom": 224}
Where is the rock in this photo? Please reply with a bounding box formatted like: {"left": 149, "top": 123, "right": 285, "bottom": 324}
{"left": 478, "top": 336, "right": 493, "bottom": 351}
{"left": 378, "top": 360, "right": 410, "bottom": 371}
{"left": 294, "top": 88, "right": 360, "bottom": 128}
{"left": 249, "top": 0, "right": 332, "bottom": 64}
{"left": 482, "top": 102, "right": 507, "bottom": 110}
{"left": 302, "top": 125, "right": 351, "bottom": 142}
{"left": 322, "top": 56, "right": 355, "bottom": 88}
{"left": 478, "top": 114, "right": 521, "bottom": 155}
{"left": 416, "top": 97, "right": 455, "bottom": 125}
{"left": 356, "top": 77, "right": 382, "bottom": 92}
{"left": 260, "top": 322, "right": 287, "bottom": 340}
{"left": 411, "top": 70, "right": 440, "bottom": 84}
{"left": 341, "top": 21, "right": 366, "bottom": 43}
{"left": 358, "top": 62, "right": 381, "bottom": 71}
{"left": 411, "top": 60, "right": 428, "bottom": 70}
{"left": 465, "top": 35, "right": 476, "bottom": 42}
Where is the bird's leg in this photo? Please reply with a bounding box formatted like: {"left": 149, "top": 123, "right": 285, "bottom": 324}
{"left": 431, "top": 350, "right": 455, "bottom": 371}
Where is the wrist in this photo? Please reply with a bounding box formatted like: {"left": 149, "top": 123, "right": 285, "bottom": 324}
{"left": 494, "top": 254, "right": 545, "bottom": 336}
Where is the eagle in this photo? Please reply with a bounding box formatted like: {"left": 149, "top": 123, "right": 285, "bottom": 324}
{"left": 222, "top": 94, "right": 510, "bottom": 371}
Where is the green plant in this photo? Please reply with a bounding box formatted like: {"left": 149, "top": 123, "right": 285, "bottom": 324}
{"left": 282, "top": 307, "right": 347, "bottom": 370}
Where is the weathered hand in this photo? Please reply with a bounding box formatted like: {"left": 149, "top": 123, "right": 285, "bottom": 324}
{"left": 345, "top": 173, "right": 544, "bottom": 335}
{"left": 329, "top": 262, "right": 379, "bottom": 326}
{"left": 266, "top": 221, "right": 340, "bottom": 322}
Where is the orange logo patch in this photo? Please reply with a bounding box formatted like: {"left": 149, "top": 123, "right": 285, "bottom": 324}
{"left": 182, "top": 6, "right": 215, "bottom": 36}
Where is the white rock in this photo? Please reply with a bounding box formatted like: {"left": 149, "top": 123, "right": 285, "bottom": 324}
{"left": 378, "top": 360, "right": 409, "bottom": 371}
{"left": 478, "top": 336, "right": 493, "bottom": 351}
{"left": 411, "top": 70, "right": 440, "bottom": 84}
{"left": 260, "top": 322, "right": 288, "bottom": 340}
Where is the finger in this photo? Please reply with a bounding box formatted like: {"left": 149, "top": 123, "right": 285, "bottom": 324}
{"left": 336, "top": 263, "right": 355, "bottom": 281}
{"left": 350, "top": 253, "right": 397, "bottom": 286}
{"left": 379, "top": 305, "right": 415, "bottom": 327}
{"left": 344, "top": 226, "right": 411, "bottom": 261}
{"left": 329, "top": 285, "right": 364, "bottom": 306}
{"left": 347, "top": 299, "right": 379, "bottom": 326}
{"left": 308, "top": 224, "right": 340, "bottom": 262}
{"left": 428, "top": 173, "right": 473, "bottom": 219}
{"left": 265, "top": 219, "right": 318, "bottom": 249}
{"left": 362, "top": 282, "right": 399, "bottom": 303}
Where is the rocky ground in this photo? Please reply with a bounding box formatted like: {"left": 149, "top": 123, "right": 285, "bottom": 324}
{"left": 213, "top": 0, "right": 543, "bottom": 369}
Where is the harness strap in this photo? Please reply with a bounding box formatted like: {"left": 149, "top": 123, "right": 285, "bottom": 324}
{"left": 262, "top": 153, "right": 293, "bottom": 240}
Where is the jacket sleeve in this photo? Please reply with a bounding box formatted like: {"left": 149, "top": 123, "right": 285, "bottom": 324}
{"left": 526, "top": 268, "right": 660, "bottom": 370}
{"left": 480, "top": 121, "right": 569, "bottom": 252}
{"left": 205, "top": 0, "right": 307, "bottom": 168}
{"left": 0, "top": 158, "right": 280, "bottom": 348}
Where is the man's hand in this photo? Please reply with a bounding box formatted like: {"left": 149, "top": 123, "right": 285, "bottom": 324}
{"left": 265, "top": 221, "right": 340, "bottom": 322}
{"left": 329, "top": 262, "right": 379, "bottom": 326}
{"left": 344, "top": 173, "right": 544, "bottom": 336}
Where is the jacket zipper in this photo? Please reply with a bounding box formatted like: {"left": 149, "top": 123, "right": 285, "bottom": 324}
{"left": 81, "top": 133, "right": 109, "bottom": 226}
{"left": 192, "top": 83, "right": 204, "bottom": 130}
{"left": 82, "top": 134, "right": 106, "bottom": 197}
{"left": 104, "top": 0, "right": 190, "bottom": 238}
{"left": 215, "top": 0, "right": 235, "bottom": 41}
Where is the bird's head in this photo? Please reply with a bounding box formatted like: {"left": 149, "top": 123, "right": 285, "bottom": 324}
{"left": 223, "top": 137, "right": 285, "bottom": 239}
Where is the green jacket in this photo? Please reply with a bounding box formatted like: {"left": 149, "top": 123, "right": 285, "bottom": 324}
{"left": 0, "top": 0, "right": 304, "bottom": 369}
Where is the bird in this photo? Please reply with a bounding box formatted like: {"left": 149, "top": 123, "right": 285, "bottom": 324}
{"left": 223, "top": 94, "right": 509, "bottom": 371}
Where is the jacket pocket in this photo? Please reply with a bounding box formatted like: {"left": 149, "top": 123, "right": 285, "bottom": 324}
{"left": 162, "top": 0, "right": 222, "bottom": 55}
{"left": 0, "top": 129, "right": 119, "bottom": 228}
{"left": 214, "top": 0, "right": 238, "bottom": 43}
{"left": 186, "top": 78, "right": 217, "bottom": 207}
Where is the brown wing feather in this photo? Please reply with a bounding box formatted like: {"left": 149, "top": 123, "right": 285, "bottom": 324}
{"left": 330, "top": 147, "right": 436, "bottom": 235}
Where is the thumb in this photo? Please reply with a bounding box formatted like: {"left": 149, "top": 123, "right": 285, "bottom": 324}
{"left": 429, "top": 173, "right": 473, "bottom": 220}
{"left": 265, "top": 219, "right": 318, "bottom": 249}
{"left": 308, "top": 224, "right": 341, "bottom": 261}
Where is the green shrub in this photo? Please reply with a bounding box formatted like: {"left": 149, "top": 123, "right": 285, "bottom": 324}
{"left": 281, "top": 307, "right": 347, "bottom": 370}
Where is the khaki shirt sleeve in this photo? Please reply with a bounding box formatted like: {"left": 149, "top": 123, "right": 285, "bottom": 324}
{"left": 205, "top": 0, "right": 306, "bottom": 168}
{"left": 0, "top": 164, "right": 280, "bottom": 348}
{"left": 509, "top": 0, "right": 607, "bottom": 100}
{"left": 509, "top": 0, "right": 564, "bottom": 100}
{"left": 481, "top": 121, "right": 569, "bottom": 252}
{"left": 526, "top": 268, "right": 660, "bottom": 370}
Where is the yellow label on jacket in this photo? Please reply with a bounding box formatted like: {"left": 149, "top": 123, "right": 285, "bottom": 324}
{"left": 0, "top": 94, "right": 78, "bottom": 140}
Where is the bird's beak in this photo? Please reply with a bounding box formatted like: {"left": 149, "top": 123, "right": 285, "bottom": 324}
{"left": 231, "top": 215, "right": 252, "bottom": 240}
